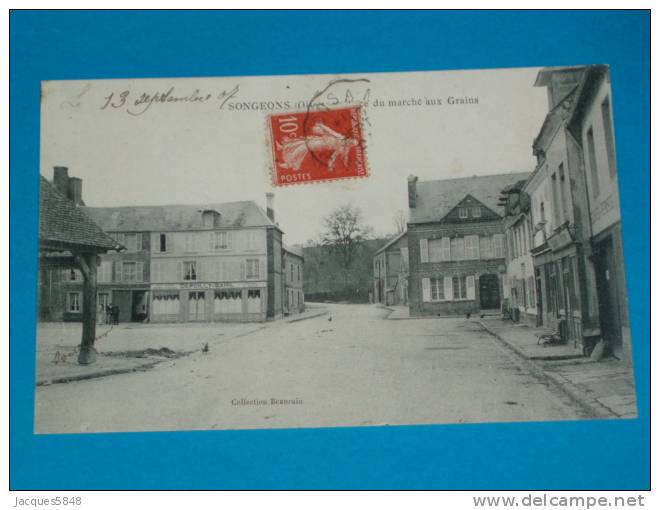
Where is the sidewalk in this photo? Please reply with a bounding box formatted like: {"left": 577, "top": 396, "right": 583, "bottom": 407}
{"left": 380, "top": 305, "right": 413, "bottom": 319}
{"left": 380, "top": 305, "right": 500, "bottom": 320}
{"left": 36, "top": 306, "right": 328, "bottom": 386}
{"left": 479, "top": 317, "right": 638, "bottom": 419}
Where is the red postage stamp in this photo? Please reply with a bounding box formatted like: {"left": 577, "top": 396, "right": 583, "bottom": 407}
{"left": 268, "top": 106, "right": 369, "bottom": 186}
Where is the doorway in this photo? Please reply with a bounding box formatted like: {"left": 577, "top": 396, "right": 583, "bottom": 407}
{"left": 132, "top": 291, "right": 148, "bottom": 322}
{"left": 479, "top": 274, "right": 500, "bottom": 310}
{"left": 535, "top": 268, "right": 543, "bottom": 327}
{"left": 97, "top": 292, "right": 110, "bottom": 325}
{"left": 188, "top": 291, "right": 206, "bottom": 321}
{"left": 593, "top": 237, "right": 622, "bottom": 357}
{"left": 113, "top": 290, "right": 132, "bottom": 323}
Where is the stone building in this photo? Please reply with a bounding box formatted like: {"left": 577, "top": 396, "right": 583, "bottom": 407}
{"left": 523, "top": 66, "right": 598, "bottom": 351}
{"left": 85, "top": 199, "right": 284, "bottom": 323}
{"left": 40, "top": 169, "right": 298, "bottom": 323}
{"left": 500, "top": 178, "right": 538, "bottom": 325}
{"left": 372, "top": 231, "right": 408, "bottom": 305}
{"left": 283, "top": 245, "right": 305, "bottom": 315}
{"left": 407, "top": 173, "right": 528, "bottom": 317}
{"left": 566, "top": 65, "right": 630, "bottom": 361}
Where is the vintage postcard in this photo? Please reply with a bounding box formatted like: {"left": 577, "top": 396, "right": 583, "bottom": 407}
{"left": 35, "top": 66, "right": 637, "bottom": 434}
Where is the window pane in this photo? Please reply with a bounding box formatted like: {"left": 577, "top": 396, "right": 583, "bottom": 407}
{"left": 184, "top": 262, "right": 197, "bottom": 280}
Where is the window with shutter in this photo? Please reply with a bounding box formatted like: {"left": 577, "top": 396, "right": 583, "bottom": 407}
{"left": 98, "top": 261, "right": 112, "bottom": 283}
{"left": 246, "top": 259, "right": 260, "bottom": 279}
{"left": 430, "top": 277, "right": 444, "bottom": 301}
{"left": 465, "top": 235, "right": 479, "bottom": 260}
{"left": 466, "top": 275, "right": 475, "bottom": 300}
{"left": 443, "top": 277, "right": 453, "bottom": 301}
{"left": 67, "top": 292, "right": 82, "bottom": 312}
{"left": 123, "top": 233, "right": 137, "bottom": 252}
{"left": 115, "top": 261, "right": 123, "bottom": 282}
{"left": 452, "top": 276, "right": 468, "bottom": 300}
{"left": 441, "top": 237, "right": 451, "bottom": 261}
{"left": 428, "top": 239, "right": 442, "bottom": 262}
{"left": 479, "top": 236, "right": 493, "bottom": 259}
{"left": 450, "top": 237, "right": 465, "bottom": 260}
{"left": 183, "top": 261, "right": 197, "bottom": 281}
{"left": 419, "top": 239, "right": 429, "bottom": 263}
{"left": 421, "top": 278, "right": 431, "bottom": 302}
{"left": 211, "top": 232, "right": 230, "bottom": 250}
{"left": 493, "top": 234, "right": 505, "bottom": 258}
{"left": 136, "top": 262, "right": 144, "bottom": 282}
{"left": 122, "top": 261, "right": 137, "bottom": 281}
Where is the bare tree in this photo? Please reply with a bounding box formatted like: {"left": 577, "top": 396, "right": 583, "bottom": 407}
{"left": 393, "top": 209, "right": 408, "bottom": 234}
{"left": 320, "top": 205, "right": 373, "bottom": 268}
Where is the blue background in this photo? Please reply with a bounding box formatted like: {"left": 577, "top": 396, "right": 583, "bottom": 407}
{"left": 10, "top": 10, "right": 650, "bottom": 490}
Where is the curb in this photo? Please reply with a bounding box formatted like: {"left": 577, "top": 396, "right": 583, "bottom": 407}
{"left": 285, "top": 309, "right": 329, "bottom": 323}
{"left": 478, "top": 320, "right": 618, "bottom": 419}
{"left": 36, "top": 360, "right": 162, "bottom": 387}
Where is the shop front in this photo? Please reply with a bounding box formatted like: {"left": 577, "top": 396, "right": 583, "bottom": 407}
{"left": 531, "top": 225, "right": 584, "bottom": 348}
{"left": 150, "top": 281, "right": 267, "bottom": 323}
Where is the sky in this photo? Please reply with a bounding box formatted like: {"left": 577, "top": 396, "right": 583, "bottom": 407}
{"left": 40, "top": 67, "right": 549, "bottom": 245}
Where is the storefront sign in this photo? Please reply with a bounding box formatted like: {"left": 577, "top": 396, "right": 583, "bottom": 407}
{"left": 151, "top": 281, "right": 267, "bottom": 290}
{"left": 547, "top": 228, "right": 573, "bottom": 251}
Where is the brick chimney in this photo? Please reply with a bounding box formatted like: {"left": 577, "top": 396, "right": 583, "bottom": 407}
{"left": 53, "top": 166, "right": 70, "bottom": 196}
{"left": 407, "top": 175, "right": 418, "bottom": 209}
{"left": 68, "top": 177, "right": 83, "bottom": 206}
{"left": 265, "top": 192, "right": 275, "bottom": 221}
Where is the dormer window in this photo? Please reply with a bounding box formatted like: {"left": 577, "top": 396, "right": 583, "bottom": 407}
{"left": 201, "top": 209, "right": 221, "bottom": 228}
{"left": 458, "top": 207, "right": 469, "bottom": 219}
{"left": 471, "top": 207, "right": 482, "bottom": 218}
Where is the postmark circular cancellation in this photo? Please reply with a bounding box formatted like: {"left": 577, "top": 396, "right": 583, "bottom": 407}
{"left": 267, "top": 80, "right": 370, "bottom": 187}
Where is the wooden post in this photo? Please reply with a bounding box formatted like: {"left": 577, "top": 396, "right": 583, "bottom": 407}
{"left": 76, "top": 252, "right": 98, "bottom": 365}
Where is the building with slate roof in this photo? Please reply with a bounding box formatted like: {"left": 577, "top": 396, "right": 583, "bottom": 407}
{"left": 565, "top": 65, "right": 630, "bottom": 362}
{"left": 517, "top": 65, "right": 590, "bottom": 348}
{"left": 39, "top": 172, "right": 123, "bottom": 322}
{"left": 406, "top": 172, "right": 529, "bottom": 317}
{"left": 372, "top": 230, "right": 408, "bottom": 306}
{"left": 42, "top": 169, "right": 297, "bottom": 324}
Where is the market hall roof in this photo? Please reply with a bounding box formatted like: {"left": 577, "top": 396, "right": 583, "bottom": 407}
{"left": 39, "top": 176, "right": 121, "bottom": 252}
{"left": 83, "top": 201, "right": 279, "bottom": 233}
{"left": 409, "top": 172, "right": 531, "bottom": 224}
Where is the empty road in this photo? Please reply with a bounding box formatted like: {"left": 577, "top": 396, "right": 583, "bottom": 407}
{"left": 35, "top": 303, "right": 586, "bottom": 433}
